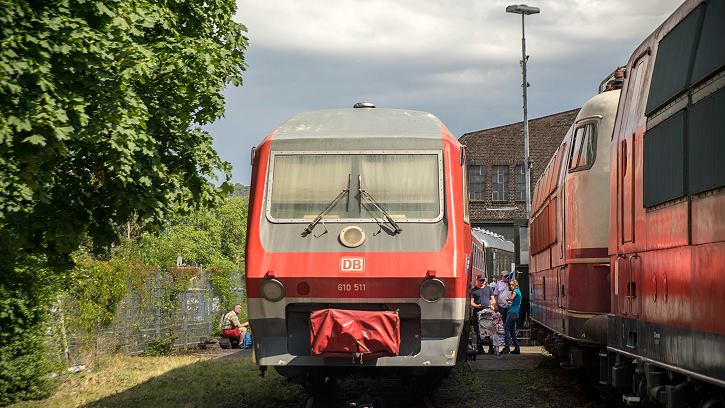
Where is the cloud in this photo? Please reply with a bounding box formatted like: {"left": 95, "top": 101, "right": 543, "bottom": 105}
{"left": 235, "top": 0, "right": 681, "bottom": 62}
{"left": 213, "top": 0, "right": 683, "bottom": 183}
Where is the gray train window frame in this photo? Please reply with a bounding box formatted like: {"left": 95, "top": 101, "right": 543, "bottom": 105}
{"left": 265, "top": 150, "right": 445, "bottom": 224}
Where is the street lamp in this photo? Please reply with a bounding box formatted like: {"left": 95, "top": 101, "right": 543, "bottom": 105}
{"left": 506, "top": 4, "right": 539, "bottom": 217}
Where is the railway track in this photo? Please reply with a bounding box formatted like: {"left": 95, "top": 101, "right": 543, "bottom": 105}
{"left": 303, "top": 377, "right": 438, "bottom": 408}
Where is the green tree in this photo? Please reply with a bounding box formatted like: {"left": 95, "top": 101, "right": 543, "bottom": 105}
{"left": 138, "top": 196, "right": 248, "bottom": 308}
{"left": 231, "top": 183, "right": 250, "bottom": 197}
{"left": 0, "top": 1, "right": 247, "bottom": 403}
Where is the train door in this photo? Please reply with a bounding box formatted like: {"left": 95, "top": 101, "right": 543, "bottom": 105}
{"left": 618, "top": 54, "right": 648, "bottom": 317}
{"left": 557, "top": 266, "right": 567, "bottom": 331}
{"left": 617, "top": 139, "right": 634, "bottom": 317}
{"left": 557, "top": 131, "right": 571, "bottom": 258}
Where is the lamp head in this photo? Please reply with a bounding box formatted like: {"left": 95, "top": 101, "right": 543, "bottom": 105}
{"left": 506, "top": 4, "right": 540, "bottom": 15}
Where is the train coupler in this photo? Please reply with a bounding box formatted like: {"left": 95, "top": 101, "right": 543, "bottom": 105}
{"left": 352, "top": 351, "right": 365, "bottom": 365}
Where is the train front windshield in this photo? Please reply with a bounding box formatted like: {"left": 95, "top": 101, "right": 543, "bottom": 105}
{"left": 267, "top": 152, "right": 443, "bottom": 222}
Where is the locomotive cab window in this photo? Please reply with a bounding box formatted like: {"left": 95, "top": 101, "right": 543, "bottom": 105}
{"left": 267, "top": 151, "right": 444, "bottom": 223}
{"left": 568, "top": 123, "right": 598, "bottom": 172}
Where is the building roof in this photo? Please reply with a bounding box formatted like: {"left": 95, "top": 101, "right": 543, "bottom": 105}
{"left": 459, "top": 108, "right": 579, "bottom": 156}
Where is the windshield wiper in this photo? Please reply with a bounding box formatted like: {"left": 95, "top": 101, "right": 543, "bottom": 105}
{"left": 302, "top": 175, "right": 350, "bottom": 237}
{"left": 358, "top": 178, "right": 403, "bottom": 234}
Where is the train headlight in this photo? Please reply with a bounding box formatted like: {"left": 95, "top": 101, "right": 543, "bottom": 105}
{"left": 340, "top": 226, "right": 366, "bottom": 248}
{"left": 419, "top": 278, "right": 445, "bottom": 302}
{"left": 260, "top": 279, "right": 285, "bottom": 302}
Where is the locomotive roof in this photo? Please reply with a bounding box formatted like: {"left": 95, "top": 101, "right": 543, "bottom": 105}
{"left": 472, "top": 228, "right": 515, "bottom": 253}
{"left": 273, "top": 108, "right": 446, "bottom": 140}
{"left": 575, "top": 89, "right": 621, "bottom": 124}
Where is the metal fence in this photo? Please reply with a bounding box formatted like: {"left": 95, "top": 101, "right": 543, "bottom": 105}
{"left": 51, "top": 268, "right": 245, "bottom": 365}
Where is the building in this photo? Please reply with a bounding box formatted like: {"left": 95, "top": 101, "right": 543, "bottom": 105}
{"left": 459, "top": 108, "right": 579, "bottom": 266}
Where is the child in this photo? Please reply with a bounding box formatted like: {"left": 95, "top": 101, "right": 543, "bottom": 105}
{"left": 490, "top": 307, "right": 505, "bottom": 357}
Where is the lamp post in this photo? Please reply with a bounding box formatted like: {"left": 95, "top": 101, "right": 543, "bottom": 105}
{"left": 506, "top": 4, "right": 539, "bottom": 217}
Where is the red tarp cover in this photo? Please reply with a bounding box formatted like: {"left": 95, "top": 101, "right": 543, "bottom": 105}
{"left": 310, "top": 308, "right": 400, "bottom": 357}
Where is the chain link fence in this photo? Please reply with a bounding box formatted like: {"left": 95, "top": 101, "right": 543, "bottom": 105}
{"left": 49, "top": 268, "right": 245, "bottom": 366}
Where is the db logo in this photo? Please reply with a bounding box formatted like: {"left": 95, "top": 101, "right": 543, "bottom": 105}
{"left": 339, "top": 257, "right": 365, "bottom": 272}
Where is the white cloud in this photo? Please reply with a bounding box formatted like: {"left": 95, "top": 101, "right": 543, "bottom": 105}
{"left": 218, "top": 0, "right": 684, "bottom": 183}
{"left": 235, "top": 0, "right": 682, "bottom": 63}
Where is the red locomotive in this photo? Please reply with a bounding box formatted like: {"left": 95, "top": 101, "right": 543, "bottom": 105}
{"left": 531, "top": 0, "right": 725, "bottom": 405}
{"left": 245, "top": 103, "right": 472, "bottom": 390}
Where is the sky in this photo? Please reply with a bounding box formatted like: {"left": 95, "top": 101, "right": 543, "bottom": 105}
{"left": 207, "top": 0, "right": 684, "bottom": 184}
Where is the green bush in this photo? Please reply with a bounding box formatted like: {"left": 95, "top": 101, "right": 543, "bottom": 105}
{"left": 0, "top": 255, "right": 58, "bottom": 405}
{"left": 143, "top": 336, "right": 177, "bottom": 356}
{"left": 64, "top": 253, "right": 131, "bottom": 330}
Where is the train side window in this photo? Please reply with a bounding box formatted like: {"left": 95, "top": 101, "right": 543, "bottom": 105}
{"left": 569, "top": 123, "right": 597, "bottom": 172}
{"left": 688, "top": 87, "right": 725, "bottom": 195}
{"left": 568, "top": 129, "right": 582, "bottom": 170}
{"left": 645, "top": 4, "right": 704, "bottom": 115}
{"left": 688, "top": 0, "right": 725, "bottom": 196}
{"left": 463, "top": 160, "right": 471, "bottom": 223}
{"left": 643, "top": 110, "right": 686, "bottom": 207}
{"left": 691, "top": 0, "right": 725, "bottom": 86}
{"left": 473, "top": 246, "right": 478, "bottom": 270}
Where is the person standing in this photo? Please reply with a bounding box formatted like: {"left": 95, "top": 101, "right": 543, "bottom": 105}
{"left": 470, "top": 275, "right": 495, "bottom": 354}
{"left": 504, "top": 279, "right": 523, "bottom": 355}
{"left": 493, "top": 271, "right": 512, "bottom": 352}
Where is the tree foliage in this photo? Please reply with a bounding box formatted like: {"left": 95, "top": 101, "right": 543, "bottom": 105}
{"left": 0, "top": 256, "right": 58, "bottom": 404}
{"left": 137, "top": 195, "right": 248, "bottom": 309}
{"left": 0, "top": 0, "right": 247, "bottom": 266}
{"left": 231, "top": 183, "right": 250, "bottom": 197}
{"left": 0, "top": 1, "right": 247, "bottom": 403}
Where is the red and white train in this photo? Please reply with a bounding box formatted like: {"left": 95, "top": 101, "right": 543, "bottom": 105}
{"left": 530, "top": 0, "right": 725, "bottom": 405}
{"left": 245, "top": 103, "right": 472, "bottom": 390}
{"left": 529, "top": 75, "right": 621, "bottom": 350}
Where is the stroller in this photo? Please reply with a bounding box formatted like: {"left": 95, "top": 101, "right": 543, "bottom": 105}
{"left": 477, "top": 308, "right": 495, "bottom": 346}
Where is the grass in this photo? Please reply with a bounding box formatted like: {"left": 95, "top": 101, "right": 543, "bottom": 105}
{"left": 10, "top": 352, "right": 305, "bottom": 408}
{"left": 10, "top": 350, "right": 608, "bottom": 408}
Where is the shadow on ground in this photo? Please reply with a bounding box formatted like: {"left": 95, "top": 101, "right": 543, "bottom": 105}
{"left": 79, "top": 349, "right": 613, "bottom": 408}
{"left": 436, "top": 353, "right": 614, "bottom": 408}
{"left": 81, "top": 351, "right": 305, "bottom": 408}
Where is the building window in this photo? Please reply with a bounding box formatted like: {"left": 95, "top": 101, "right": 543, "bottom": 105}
{"left": 515, "top": 164, "right": 525, "bottom": 201}
{"left": 468, "top": 165, "right": 485, "bottom": 200}
{"left": 492, "top": 165, "right": 508, "bottom": 202}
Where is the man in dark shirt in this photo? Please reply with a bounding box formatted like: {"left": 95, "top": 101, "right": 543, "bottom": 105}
{"left": 470, "top": 275, "right": 495, "bottom": 354}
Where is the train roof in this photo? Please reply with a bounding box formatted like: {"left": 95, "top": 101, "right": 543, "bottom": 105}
{"left": 575, "top": 89, "right": 621, "bottom": 124}
{"left": 471, "top": 228, "right": 515, "bottom": 253}
{"left": 273, "top": 108, "right": 446, "bottom": 140}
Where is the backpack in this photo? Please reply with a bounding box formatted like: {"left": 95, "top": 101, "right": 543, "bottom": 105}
{"left": 241, "top": 331, "right": 253, "bottom": 349}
